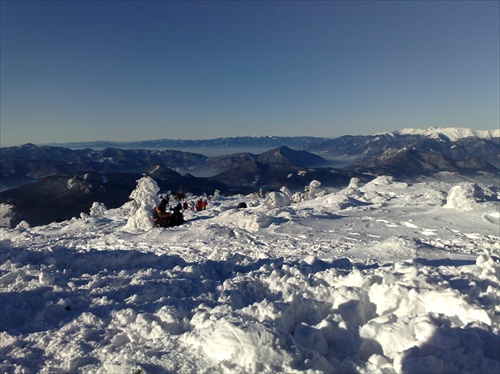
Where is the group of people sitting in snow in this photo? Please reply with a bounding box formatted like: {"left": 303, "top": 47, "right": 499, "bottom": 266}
{"left": 152, "top": 193, "right": 209, "bottom": 228}
{"left": 153, "top": 198, "right": 185, "bottom": 228}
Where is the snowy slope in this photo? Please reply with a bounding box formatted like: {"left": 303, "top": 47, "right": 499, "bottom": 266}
{"left": 0, "top": 176, "right": 499, "bottom": 373}
{"left": 392, "top": 127, "right": 500, "bottom": 141}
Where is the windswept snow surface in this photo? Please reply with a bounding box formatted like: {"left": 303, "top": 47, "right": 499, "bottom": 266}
{"left": 1, "top": 176, "right": 499, "bottom": 373}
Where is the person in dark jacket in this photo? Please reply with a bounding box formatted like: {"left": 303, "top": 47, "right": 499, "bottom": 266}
{"left": 153, "top": 199, "right": 170, "bottom": 228}
{"left": 169, "top": 204, "right": 185, "bottom": 227}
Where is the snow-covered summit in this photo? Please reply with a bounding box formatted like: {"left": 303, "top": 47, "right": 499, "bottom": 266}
{"left": 387, "top": 127, "right": 500, "bottom": 141}
{"left": 1, "top": 177, "right": 499, "bottom": 373}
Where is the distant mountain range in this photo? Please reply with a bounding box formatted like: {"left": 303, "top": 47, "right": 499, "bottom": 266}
{"left": 42, "top": 127, "right": 499, "bottom": 150}
{"left": 1, "top": 127, "right": 498, "bottom": 227}
{"left": 43, "top": 136, "right": 331, "bottom": 151}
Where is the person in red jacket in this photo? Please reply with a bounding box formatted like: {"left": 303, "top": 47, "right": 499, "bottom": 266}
{"left": 196, "top": 199, "right": 208, "bottom": 211}
{"left": 153, "top": 199, "right": 170, "bottom": 228}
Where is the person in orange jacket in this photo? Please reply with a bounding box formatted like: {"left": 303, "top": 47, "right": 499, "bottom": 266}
{"left": 153, "top": 199, "right": 171, "bottom": 228}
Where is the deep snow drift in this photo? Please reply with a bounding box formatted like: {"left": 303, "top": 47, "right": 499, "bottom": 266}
{"left": 1, "top": 176, "right": 499, "bottom": 373}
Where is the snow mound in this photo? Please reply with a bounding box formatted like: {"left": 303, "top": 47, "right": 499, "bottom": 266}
{"left": 321, "top": 192, "right": 365, "bottom": 210}
{"left": 217, "top": 209, "right": 283, "bottom": 232}
{"left": 484, "top": 211, "right": 500, "bottom": 224}
{"left": 309, "top": 178, "right": 366, "bottom": 210}
{"left": 368, "top": 236, "right": 420, "bottom": 260}
{"left": 196, "top": 320, "right": 296, "bottom": 372}
{"left": 362, "top": 175, "right": 408, "bottom": 189}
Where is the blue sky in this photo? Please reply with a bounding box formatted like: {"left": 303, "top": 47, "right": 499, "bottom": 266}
{"left": 1, "top": 1, "right": 498, "bottom": 146}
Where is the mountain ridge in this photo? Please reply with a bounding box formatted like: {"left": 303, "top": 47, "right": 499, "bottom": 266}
{"left": 33, "top": 127, "right": 499, "bottom": 150}
{"left": 388, "top": 127, "right": 500, "bottom": 141}
{"left": 1, "top": 128, "right": 498, "bottom": 227}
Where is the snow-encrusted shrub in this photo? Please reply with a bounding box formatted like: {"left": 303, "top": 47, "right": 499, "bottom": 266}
{"left": 291, "top": 180, "right": 322, "bottom": 203}
{"left": 480, "top": 184, "right": 500, "bottom": 201}
{"left": 348, "top": 177, "right": 360, "bottom": 189}
{"left": 266, "top": 191, "right": 291, "bottom": 208}
{"left": 305, "top": 180, "right": 322, "bottom": 200}
{"left": 291, "top": 191, "right": 303, "bottom": 203}
{"left": 211, "top": 190, "right": 220, "bottom": 202}
{"left": 15, "top": 221, "right": 30, "bottom": 230}
{"left": 0, "top": 203, "right": 14, "bottom": 228}
{"left": 342, "top": 178, "right": 363, "bottom": 198}
{"left": 444, "top": 183, "right": 478, "bottom": 211}
{"left": 123, "top": 176, "right": 160, "bottom": 231}
{"left": 280, "top": 186, "right": 292, "bottom": 200}
{"left": 89, "top": 202, "right": 107, "bottom": 218}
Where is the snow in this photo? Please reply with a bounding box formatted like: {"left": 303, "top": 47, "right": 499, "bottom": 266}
{"left": 391, "top": 127, "right": 500, "bottom": 141}
{"left": 1, "top": 176, "right": 499, "bottom": 373}
{"left": 0, "top": 204, "right": 13, "bottom": 229}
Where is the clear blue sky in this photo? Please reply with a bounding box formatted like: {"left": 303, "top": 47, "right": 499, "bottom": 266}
{"left": 1, "top": 1, "right": 499, "bottom": 146}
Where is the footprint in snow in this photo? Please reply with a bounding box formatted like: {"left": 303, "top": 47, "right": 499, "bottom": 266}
{"left": 421, "top": 229, "right": 438, "bottom": 236}
{"left": 376, "top": 219, "right": 399, "bottom": 228}
{"left": 402, "top": 221, "right": 418, "bottom": 229}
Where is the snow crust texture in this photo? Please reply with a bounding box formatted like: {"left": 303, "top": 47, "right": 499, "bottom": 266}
{"left": 1, "top": 176, "right": 499, "bottom": 373}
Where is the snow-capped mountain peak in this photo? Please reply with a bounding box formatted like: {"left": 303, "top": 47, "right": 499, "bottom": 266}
{"left": 391, "top": 127, "right": 500, "bottom": 141}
